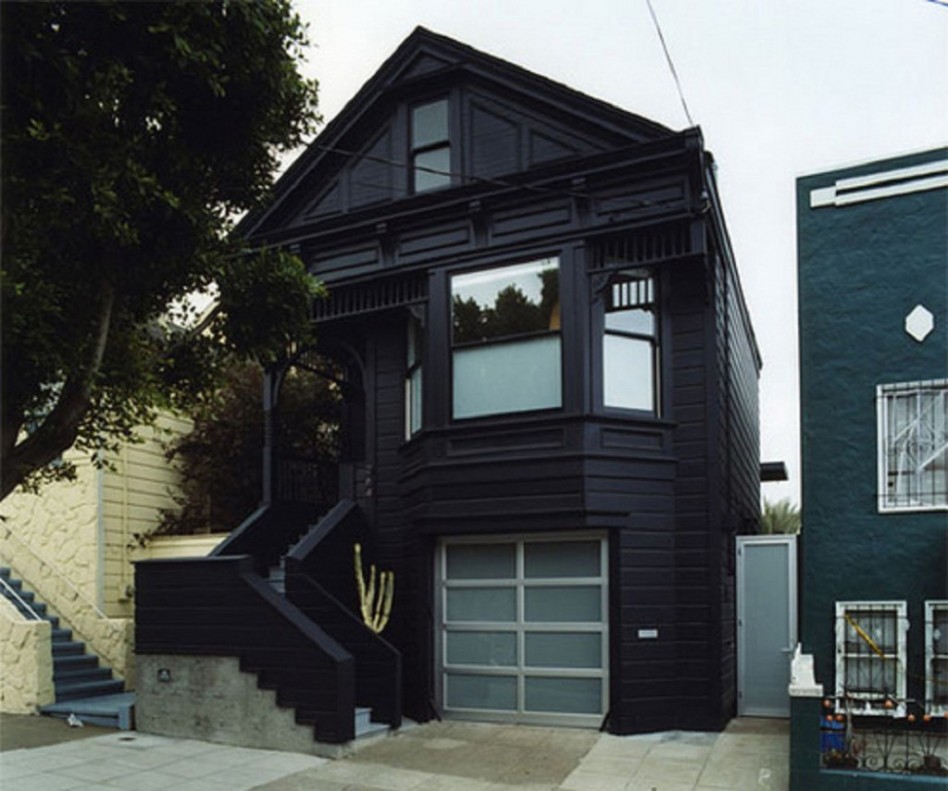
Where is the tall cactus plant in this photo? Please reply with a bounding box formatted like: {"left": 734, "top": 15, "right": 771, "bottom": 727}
{"left": 354, "top": 543, "right": 394, "bottom": 633}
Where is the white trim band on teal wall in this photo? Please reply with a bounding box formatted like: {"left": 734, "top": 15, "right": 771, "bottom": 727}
{"left": 810, "top": 159, "right": 948, "bottom": 208}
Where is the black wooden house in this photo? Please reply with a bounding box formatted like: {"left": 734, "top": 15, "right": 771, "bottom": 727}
{"left": 136, "top": 28, "right": 762, "bottom": 746}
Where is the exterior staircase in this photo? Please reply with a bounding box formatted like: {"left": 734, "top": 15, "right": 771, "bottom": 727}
{"left": 0, "top": 565, "right": 133, "bottom": 729}
{"left": 265, "top": 527, "right": 389, "bottom": 740}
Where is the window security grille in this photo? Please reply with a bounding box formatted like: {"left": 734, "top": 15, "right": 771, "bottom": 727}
{"left": 835, "top": 601, "right": 908, "bottom": 716}
{"left": 877, "top": 380, "right": 948, "bottom": 511}
{"left": 926, "top": 601, "right": 948, "bottom": 715}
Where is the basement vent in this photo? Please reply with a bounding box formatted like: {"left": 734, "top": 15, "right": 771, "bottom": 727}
{"left": 591, "top": 223, "right": 691, "bottom": 269}
{"left": 313, "top": 274, "right": 428, "bottom": 321}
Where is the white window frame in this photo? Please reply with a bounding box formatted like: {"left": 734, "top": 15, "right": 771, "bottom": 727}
{"left": 835, "top": 601, "right": 908, "bottom": 716}
{"left": 926, "top": 600, "right": 948, "bottom": 716}
{"left": 877, "top": 379, "right": 948, "bottom": 513}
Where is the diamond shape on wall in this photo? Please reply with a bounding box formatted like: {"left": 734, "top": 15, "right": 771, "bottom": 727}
{"left": 905, "top": 304, "right": 934, "bottom": 342}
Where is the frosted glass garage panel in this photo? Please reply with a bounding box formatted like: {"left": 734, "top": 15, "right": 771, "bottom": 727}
{"left": 525, "top": 632, "right": 601, "bottom": 668}
{"left": 446, "top": 673, "right": 517, "bottom": 710}
{"left": 446, "top": 631, "right": 517, "bottom": 667}
{"left": 525, "top": 541, "right": 600, "bottom": 578}
{"left": 525, "top": 677, "right": 601, "bottom": 714}
{"left": 447, "top": 588, "right": 516, "bottom": 622}
{"left": 446, "top": 543, "right": 516, "bottom": 579}
{"left": 525, "top": 586, "right": 601, "bottom": 622}
{"left": 453, "top": 336, "right": 561, "bottom": 419}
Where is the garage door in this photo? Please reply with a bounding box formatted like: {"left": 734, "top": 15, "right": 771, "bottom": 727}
{"left": 436, "top": 534, "right": 608, "bottom": 727}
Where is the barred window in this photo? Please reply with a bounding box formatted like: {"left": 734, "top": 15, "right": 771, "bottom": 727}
{"left": 926, "top": 601, "right": 948, "bottom": 715}
{"left": 835, "top": 601, "right": 907, "bottom": 716}
{"left": 877, "top": 380, "right": 948, "bottom": 511}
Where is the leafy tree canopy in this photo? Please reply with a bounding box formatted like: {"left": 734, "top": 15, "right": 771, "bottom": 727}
{"left": 760, "top": 497, "right": 801, "bottom": 535}
{"left": 156, "top": 361, "right": 342, "bottom": 537}
{"left": 1, "top": 1, "right": 320, "bottom": 499}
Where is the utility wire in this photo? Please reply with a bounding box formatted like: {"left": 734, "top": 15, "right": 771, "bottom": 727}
{"left": 314, "top": 143, "right": 695, "bottom": 215}
{"left": 645, "top": 0, "right": 695, "bottom": 128}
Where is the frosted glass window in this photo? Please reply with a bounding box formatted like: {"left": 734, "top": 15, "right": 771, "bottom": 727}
{"left": 525, "top": 633, "right": 601, "bottom": 668}
{"left": 602, "top": 269, "right": 658, "bottom": 413}
{"left": 604, "top": 335, "right": 654, "bottom": 411}
{"left": 447, "top": 588, "right": 516, "bottom": 622}
{"left": 446, "top": 673, "right": 517, "bottom": 710}
{"left": 453, "top": 336, "right": 561, "bottom": 418}
{"left": 525, "top": 541, "right": 600, "bottom": 578}
{"left": 525, "top": 586, "right": 601, "bottom": 622}
{"left": 446, "top": 544, "right": 516, "bottom": 579}
{"left": 525, "top": 677, "right": 601, "bottom": 714}
{"left": 446, "top": 631, "right": 517, "bottom": 666}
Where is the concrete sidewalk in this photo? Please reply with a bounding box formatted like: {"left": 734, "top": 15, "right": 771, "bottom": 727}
{"left": 0, "top": 714, "right": 788, "bottom": 790}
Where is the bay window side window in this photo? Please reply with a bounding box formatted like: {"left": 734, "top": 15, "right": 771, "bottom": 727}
{"left": 405, "top": 311, "right": 424, "bottom": 438}
{"left": 452, "top": 258, "right": 561, "bottom": 420}
{"left": 603, "top": 269, "right": 659, "bottom": 413}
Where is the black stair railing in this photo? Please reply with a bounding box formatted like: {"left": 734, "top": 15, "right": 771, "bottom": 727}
{"left": 282, "top": 501, "right": 401, "bottom": 729}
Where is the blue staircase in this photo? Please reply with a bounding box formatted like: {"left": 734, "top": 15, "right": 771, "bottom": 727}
{"left": 0, "top": 565, "right": 133, "bottom": 729}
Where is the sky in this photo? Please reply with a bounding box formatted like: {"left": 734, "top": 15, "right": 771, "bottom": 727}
{"left": 287, "top": 0, "right": 948, "bottom": 505}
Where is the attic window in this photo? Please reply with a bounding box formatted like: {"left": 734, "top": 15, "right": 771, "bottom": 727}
{"left": 411, "top": 99, "right": 451, "bottom": 192}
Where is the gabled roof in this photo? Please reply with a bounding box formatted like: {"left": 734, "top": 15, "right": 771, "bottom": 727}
{"left": 241, "top": 26, "right": 677, "bottom": 239}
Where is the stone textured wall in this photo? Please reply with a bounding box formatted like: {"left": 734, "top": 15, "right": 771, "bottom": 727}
{"left": 0, "top": 596, "right": 54, "bottom": 713}
{"left": 0, "top": 415, "right": 192, "bottom": 684}
{"left": 136, "top": 654, "right": 346, "bottom": 758}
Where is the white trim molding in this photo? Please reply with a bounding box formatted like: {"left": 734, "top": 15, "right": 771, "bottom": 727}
{"left": 810, "top": 158, "right": 948, "bottom": 208}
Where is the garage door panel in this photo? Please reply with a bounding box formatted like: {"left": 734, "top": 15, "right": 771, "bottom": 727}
{"left": 524, "top": 585, "right": 601, "bottom": 622}
{"left": 446, "top": 630, "right": 518, "bottom": 666}
{"left": 525, "top": 677, "right": 602, "bottom": 714}
{"left": 524, "top": 632, "right": 601, "bottom": 668}
{"left": 525, "top": 541, "right": 601, "bottom": 577}
{"left": 446, "top": 587, "right": 517, "bottom": 621}
{"left": 439, "top": 534, "right": 608, "bottom": 726}
{"left": 446, "top": 673, "right": 518, "bottom": 710}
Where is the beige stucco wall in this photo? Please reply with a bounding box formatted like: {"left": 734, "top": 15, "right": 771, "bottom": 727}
{"left": 0, "top": 596, "right": 54, "bottom": 713}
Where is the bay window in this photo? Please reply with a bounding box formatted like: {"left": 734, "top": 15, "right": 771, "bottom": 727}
{"left": 451, "top": 258, "right": 561, "bottom": 419}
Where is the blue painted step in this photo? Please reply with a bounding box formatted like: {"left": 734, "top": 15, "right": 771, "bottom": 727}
{"left": 0, "top": 565, "right": 133, "bottom": 729}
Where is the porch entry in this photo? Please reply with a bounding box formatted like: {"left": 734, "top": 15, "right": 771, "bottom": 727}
{"left": 436, "top": 534, "right": 608, "bottom": 727}
{"left": 736, "top": 534, "right": 798, "bottom": 717}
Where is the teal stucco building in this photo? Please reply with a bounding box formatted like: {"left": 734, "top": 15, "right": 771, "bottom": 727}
{"left": 791, "top": 148, "right": 948, "bottom": 788}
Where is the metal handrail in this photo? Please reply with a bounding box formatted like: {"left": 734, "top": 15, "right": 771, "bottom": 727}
{"left": 0, "top": 574, "right": 43, "bottom": 621}
{"left": 0, "top": 523, "right": 121, "bottom": 635}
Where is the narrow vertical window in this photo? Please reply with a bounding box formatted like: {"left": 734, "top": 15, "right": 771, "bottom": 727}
{"left": 877, "top": 380, "right": 948, "bottom": 511}
{"left": 603, "top": 269, "right": 658, "bottom": 413}
{"left": 411, "top": 99, "right": 451, "bottom": 193}
{"left": 405, "top": 312, "right": 424, "bottom": 438}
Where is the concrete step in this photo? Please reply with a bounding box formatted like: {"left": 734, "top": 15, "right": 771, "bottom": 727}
{"left": 42, "top": 692, "right": 135, "bottom": 730}
{"left": 355, "top": 707, "right": 389, "bottom": 738}
{"left": 55, "top": 678, "right": 125, "bottom": 703}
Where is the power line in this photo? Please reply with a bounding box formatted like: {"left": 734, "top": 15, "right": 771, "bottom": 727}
{"left": 314, "top": 143, "right": 697, "bottom": 215}
{"left": 645, "top": 0, "right": 695, "bottom": 128}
